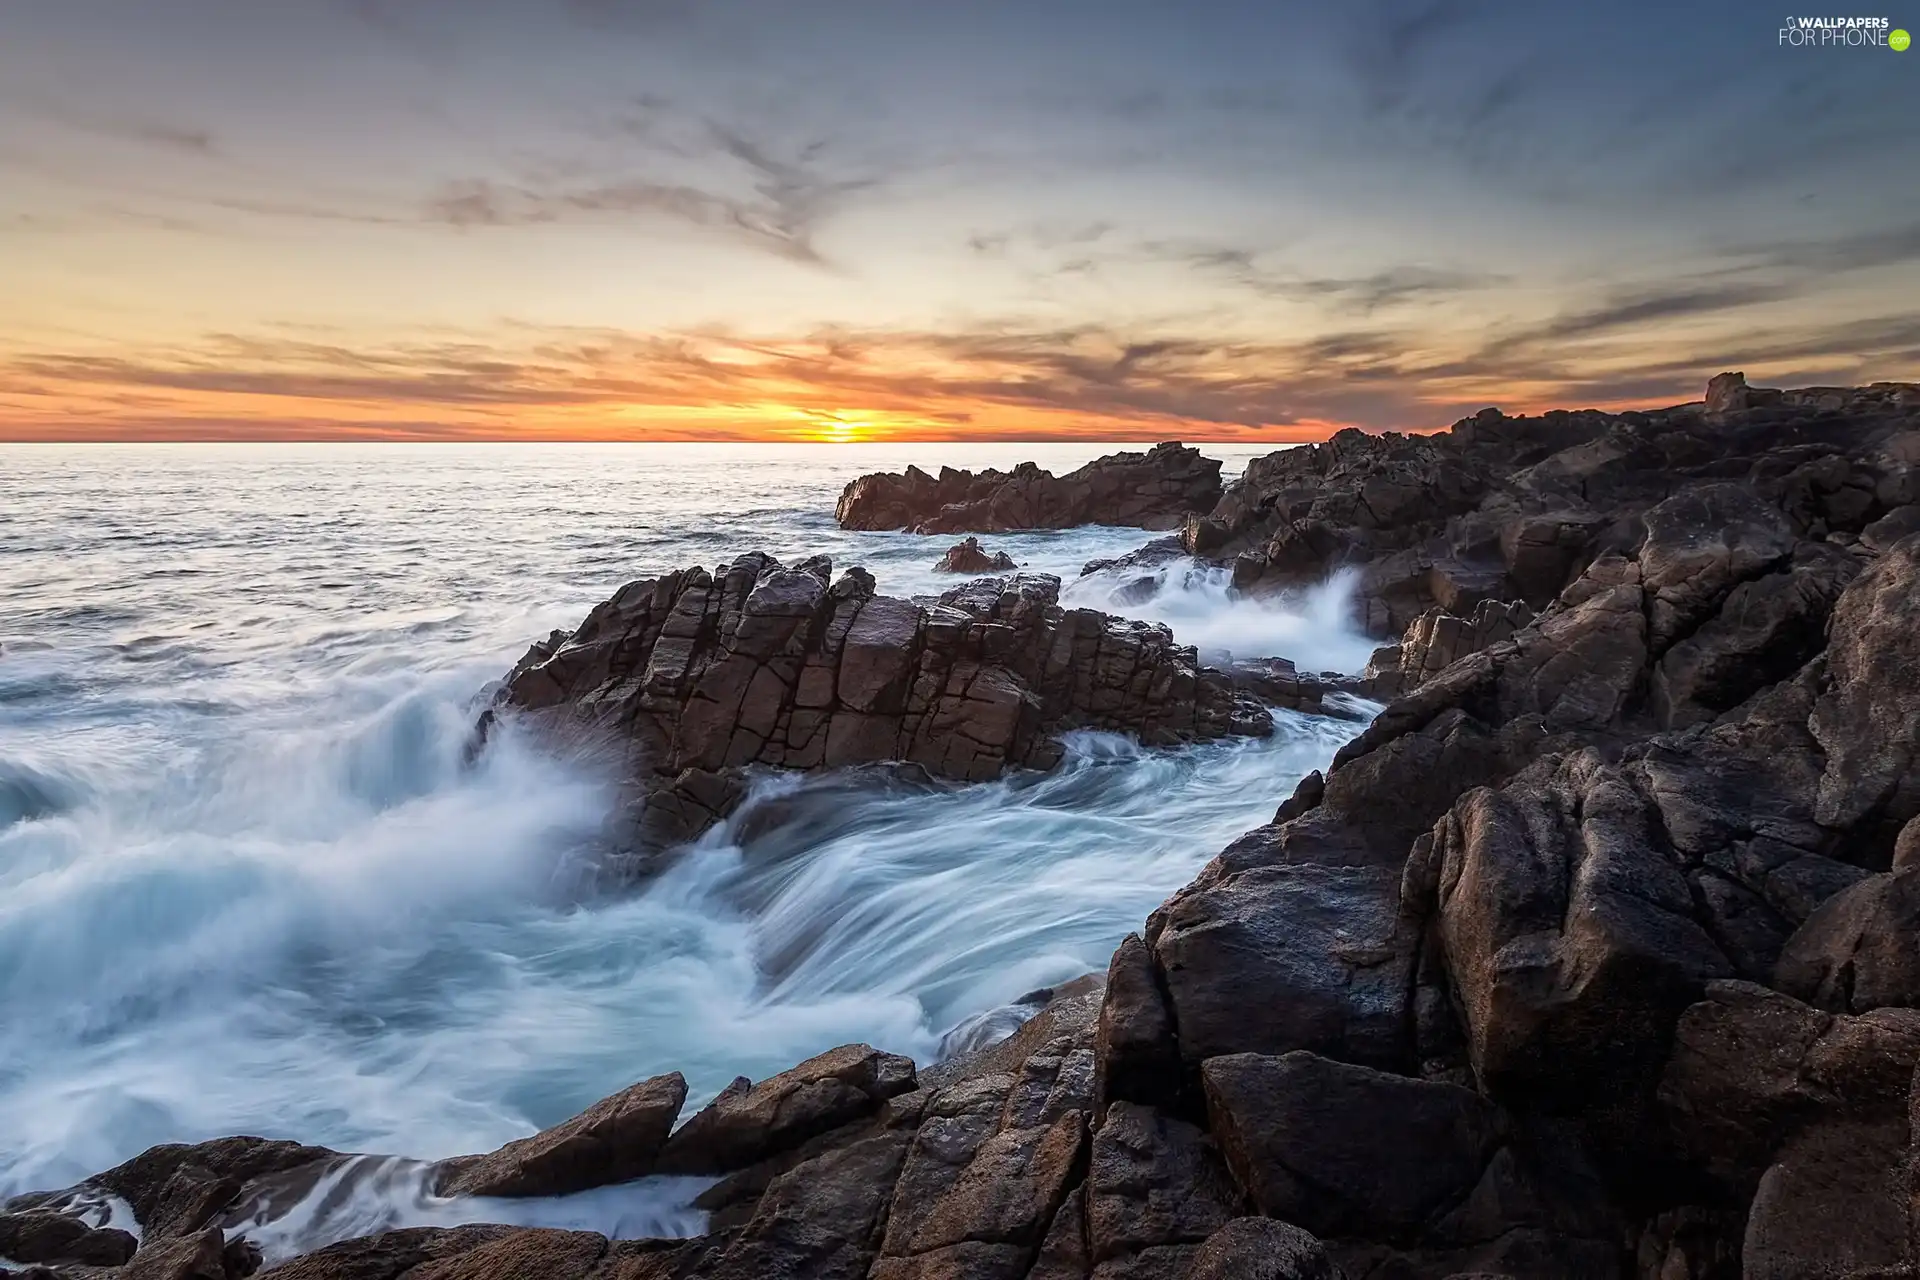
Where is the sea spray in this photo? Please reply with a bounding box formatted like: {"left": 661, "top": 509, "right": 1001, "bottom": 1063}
{"left": 1067, "top": 559, "right": 1380, "bottom": 675}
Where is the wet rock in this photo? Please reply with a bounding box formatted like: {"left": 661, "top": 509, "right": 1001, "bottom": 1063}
{"left": 93, "top": 1136, "right": 339, "bottom": 1239}
{"left": 121, "top": 1227, "right": 229, "bottom": 1280}
{"left": 494, "top": 559, "right": 1270, "bottom": 844}
{"left": 0, "top": 1210, "right": 137, "bottom": 1266}
{"left": 255, "top": 1225, "right": 579, "bottom": 1280}
{"left": 836, "top": 444, "right": 1222, "bottom": 534}
{"left": 433, "top": 1071, "right": 687, "bottom": 1198}
{"left": 933, "top": 538, "right": 1018, "bottom": 574}
{"left": 656, "top": 1043, "right": 915, "bottom": 1177}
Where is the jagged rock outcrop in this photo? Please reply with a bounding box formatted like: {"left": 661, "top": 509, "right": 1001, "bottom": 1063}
{"left": 934, "top": 539, "right": 1019, "bottom": 574}
{"left": 487, "top": 558, "right": 1270, "bottom": 846}
{"left": 836, "top": 443, "right": 1222, "bottom": 534}
{"left": 1185, "top": 374, "right": 1918, "bottom": 635}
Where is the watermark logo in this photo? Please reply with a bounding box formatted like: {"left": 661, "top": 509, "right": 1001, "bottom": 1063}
{"left": 1778, "top": 15, "right": 1903, "bottom": 46}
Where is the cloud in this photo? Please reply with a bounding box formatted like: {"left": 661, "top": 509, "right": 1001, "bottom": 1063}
{"left": 419, "top": 114, "right": 874, "bottom": 264}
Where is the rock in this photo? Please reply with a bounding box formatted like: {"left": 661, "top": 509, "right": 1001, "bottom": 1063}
{"left": 1775, "top": 868, "right": 1920, "bottom": 1014}
{"left": 1381, "top": 599, "right": 1532, "bottom": 694}
{"left": 91, "top": 1136, "right": 339, "bottom": 1239}
{"left": 1083, "top": 1103, "right": 1239, "bottom": 1267}
{"left": 836, "top": 443, "right": 1223, "bottom": 534}
{"left": 1659, "top": 981, "right": 1920, "bottom": 1189}
{"left": 1093, "top": 934, "right": 1181, "bottom": 1117}
{"left": 0, "top": 1210, "right": 137, "bottom": 1266}
{"left": 432, "top": 1070, "right": 686, "bottom": 1198}
{"left": 1182, "top": 1218, "right": 1337, "bottom": 1280}
{"left": 933, "top": 538, "right": 1018, "bottom": 574}
{"left": 120, "top": 1227, "right": 228, "bottom": 1280}
{"left": 1744, "top": 1119, "right": 1909, "bottom": 1280}
{"left": 1809, "top": 534, "right": 1920, "bottom": 841}
{"left": 253, "top": 1225, "right": 591, "bottom": 1280}
{"left": 1651, "top": 540, "right": 1859, "bottom": 728}
{"left": 1201, "top": 1051, "right": 1501, "bottom": 1242}
{"left": 1426, "top": 752, "right": 1735, "bottom": 1128}
{"left": 656, "top": 1043, "right": 916, "bottom": 1176}
{"left": 1152, "top": 863, "right": 1416, "bottom": 1072}
{"left": 871, "top": 1112, "right": 1086, "bottom": 1279}
{"left": 1704, "top": 370, "right": 1752, "bottom": 415}
{"left": 1638, "top": 483, "right": 1797, "bottom": 652}
{"left": 493, "top": 559, "right": 1270, "bottom": 844}
{"left": 1179, "top": 374, "right": 1916, "bottom": 637}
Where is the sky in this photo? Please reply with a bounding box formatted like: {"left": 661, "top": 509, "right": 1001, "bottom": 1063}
{"left": 1, "top": 0, "right": 1916, "bottom": 443}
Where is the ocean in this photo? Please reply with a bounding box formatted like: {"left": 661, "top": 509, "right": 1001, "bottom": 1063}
{"left": 0, "top": 442, "right": 1374, "bottom": 1245}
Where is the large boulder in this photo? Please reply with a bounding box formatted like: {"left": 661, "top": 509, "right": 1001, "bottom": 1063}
{"left": 1150, "top": 863, "right": 1416, "bottom": 1073}
{"left": 490, "top": 558, "right": 1270, "bottom": 845}
{"left": 1657, "top": 981, "right": 1920, "bottom": 1278}
{"left": 836, "top": 443, "right": 1222, "bottom": 534}
{"left": 1200, "top": 1050, "right": 1620, "bottom": 1274}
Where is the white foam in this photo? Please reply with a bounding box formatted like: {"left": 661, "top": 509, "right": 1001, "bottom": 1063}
{"left": 1063, "top": 560, "right": 1380, "bottom": 675}
{"left": 220, "top": 1156, "right": 710, "bottom": 1264}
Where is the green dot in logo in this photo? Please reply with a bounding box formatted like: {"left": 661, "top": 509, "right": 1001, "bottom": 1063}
{"left": 1893, "top": 28, "right": 1912, "bottom": 50}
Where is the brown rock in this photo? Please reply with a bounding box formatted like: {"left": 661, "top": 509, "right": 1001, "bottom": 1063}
{"left": 1183, "top": 1218, "right": 1337, "bottom": 1280}
{"left": 1200, "top": 1051, "right": 1500, "bottom": 1242}
{"left": 121, "top": 1226, "right": 228, "bottom": 1280}
{"left": 1084, "top": 1103, "right": 1239, "bottom": 1266}
{"left": 433, "top": 1071, "right": 686, "bottom": 1198}
{"left": 93, "top": 1136, "right": 338, "bottom": 1239}
{"left": 934, "top": 538, "right": 1018, "bottom": 574}
{"left": 836, "top": 444, "right": 1222, "bottom": 535}
{"left": 1092, "top": 934, "right": 1180, "bottom": 1116}
{"left": 0, "top": 1210, "right": 138, "bottom": 1266}
{"left": 655, "top": 1043, "right": 915, "bottom": 1177}
{"left": 1775, "top": 868, "right": 1920, "bottom": 1014}
{"left": 1152, "top": 863, "right": 1415, "bottom": 1072}
{"left": 493, "top": 560, "right": 1270, "bottom": 844}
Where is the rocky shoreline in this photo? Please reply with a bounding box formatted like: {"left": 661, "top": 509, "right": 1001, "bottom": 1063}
{"left": 7, "top": 373, "right": 1920, "bottom": 1280}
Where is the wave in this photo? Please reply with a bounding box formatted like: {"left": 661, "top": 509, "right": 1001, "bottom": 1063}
{"left": 1064, "top": 558, "right": 1380, "bottom": 675}
{"left": 0, "top": 683, "right": 1361, "bottom": 1207}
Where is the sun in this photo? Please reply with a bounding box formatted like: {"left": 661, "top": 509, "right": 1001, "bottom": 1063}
{"left": 789, "top": 408, "right": 888, "bottom": 443}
